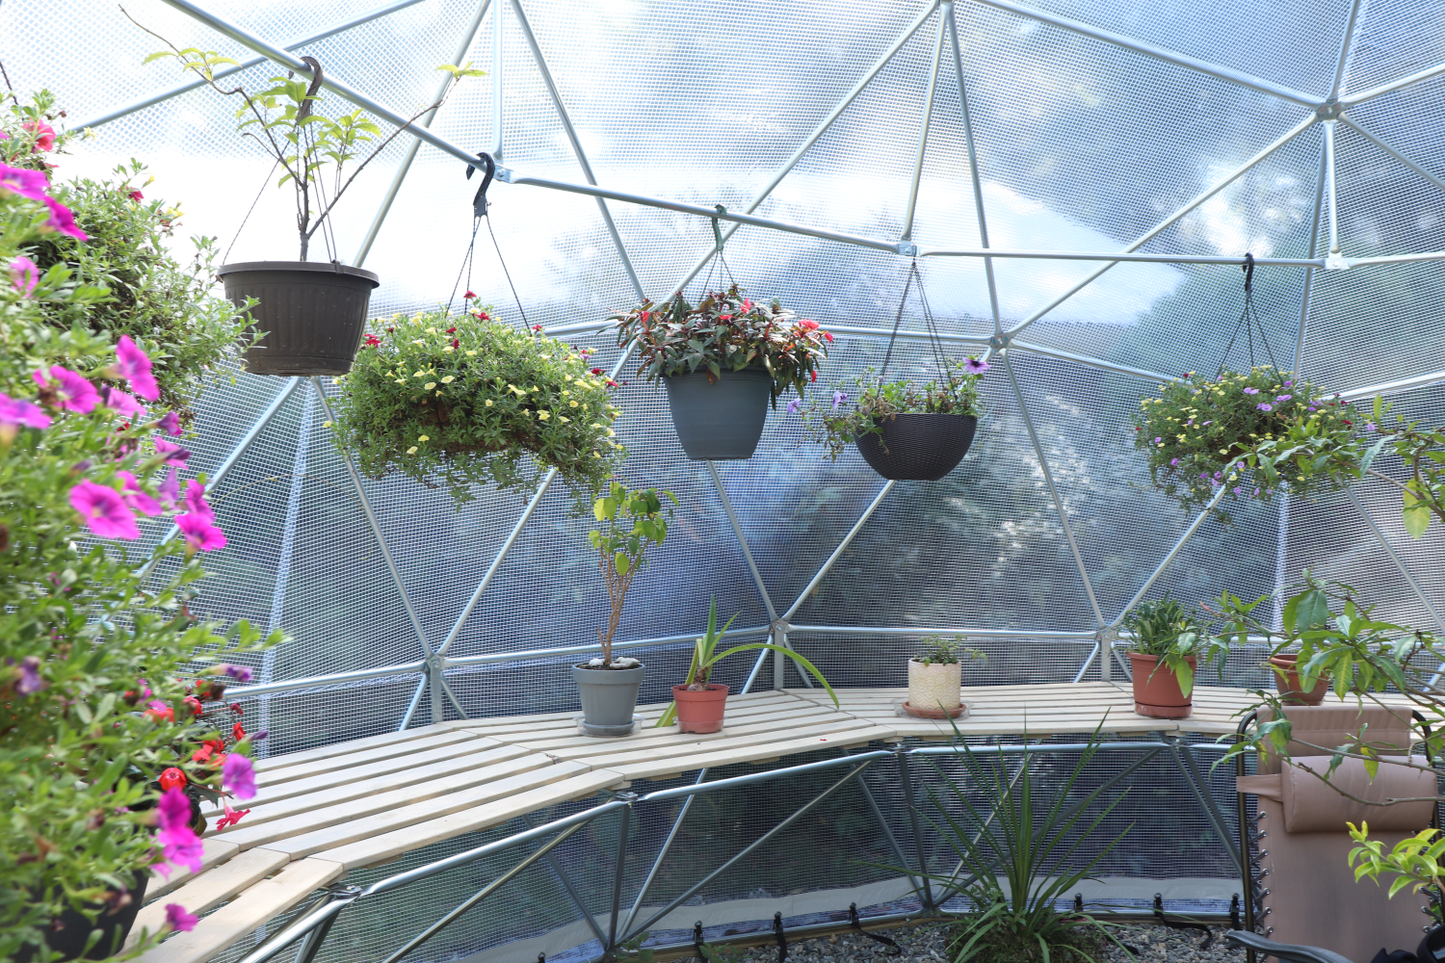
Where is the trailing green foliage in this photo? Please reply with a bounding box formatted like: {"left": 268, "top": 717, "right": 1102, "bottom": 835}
{"left": 587, "top": 482, "right": 676, "bottom": 666}
{"left": 611, "top": 282, "right": 830, "bottom": 403}
{"left": 330, "top": 306, "right": 624, "bottom": 508}
{"left": 1347, "top": 823, "right": 1445, "bottom": 921}
{"left": 916, "top": 634, "right": 984, "bottom": 666}
{"left": 1132, "top": 366, "right": 1362, "bottom": 519}
{"left": 801, "top": 358, "right": 987, "bottom": 460}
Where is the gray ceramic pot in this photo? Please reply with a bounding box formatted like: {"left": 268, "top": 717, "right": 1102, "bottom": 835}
{"left": 662, "top": 367, "right": 773, "bottom": 460}
{"left": 571, "top": 663, "right": 645, "bottom": 736}
{"left": 219, "top": 260, "right": 380, "bottom": 376}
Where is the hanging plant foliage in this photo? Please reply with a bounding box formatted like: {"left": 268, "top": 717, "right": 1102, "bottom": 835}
{"left": 1132, "top": 365, "right": 1362, "bottom": 517}
{"left": 330, "top": 301, "right": 624, "bottom": 508}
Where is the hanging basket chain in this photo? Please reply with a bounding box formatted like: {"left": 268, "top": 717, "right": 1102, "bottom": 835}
{"left": 878, "top": 260, "right": 955, "bottom": 390}
{"left": 1214, "top": 253, "right": 1280, "bottom": 378}
{"left": 692, "top": 204, "right": 736, "bottom": 302}
{"left": 447, "top": 152, "right": 529, "bottom": 328}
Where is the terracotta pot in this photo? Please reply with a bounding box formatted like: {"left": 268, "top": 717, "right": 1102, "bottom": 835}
{"left": 907, "top": 659, "right": 962, "bottom": 712}
{"left": 673, "top": 683, "right": 729, "bottom": 733}
{"left": 1269, "top": 654, "right": 1329, "bottom": 706}
{"left": 1129, "top": 652, "right": 1196, "bottom": 719}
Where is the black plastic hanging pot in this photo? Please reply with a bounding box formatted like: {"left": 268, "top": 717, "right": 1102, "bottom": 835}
{"left": 662, "top": 367, "right": 774, "bottom": 460}
{"left": 219, "top": 261, "right": 380, "bottom": 376}
{"left": 854, "top": 413, "right": 978, "bottom": 481}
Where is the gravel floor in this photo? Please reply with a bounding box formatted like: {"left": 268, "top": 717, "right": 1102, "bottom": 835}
{"left": 732, "top": 921, "right": 1245, "bottom": 963}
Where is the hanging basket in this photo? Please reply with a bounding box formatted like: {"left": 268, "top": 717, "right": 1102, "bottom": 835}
{"left": 855, "top": 412, "right": 978, "bottom": 481}
{"left": 663, "top": 367, "right": 773, "bottom": 460}
{"left": 219, "top": 261, "right": 380, "bottom": 376}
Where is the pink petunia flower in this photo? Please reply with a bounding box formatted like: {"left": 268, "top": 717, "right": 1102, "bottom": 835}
{"left": 70, "top": 481, "right": 140, "bottom": 540}
{"left": 117, "top": 471, "right": 162, "bottom": 516}
{"left": 0, "top": 163, "right": 49, "bottom": 201}
{"left": 41, "top": 196, "right": 88, "bottom": 241}
{"left": 214, "top": 801, "right": 250, "bottom": 831}
{"left": 35, "top": 366, "right": 99, "bottom": 413}
{"left": 176, "top": 513, "right": 226, "bottom": 552}
{"left": 1256, "top": 402, "right": 1273, "bottom": 412}
{"left": 963, "top": 357, "right": 991, "bottom": 374}
{"left": 183, "top": 480, "right": 214, "bottom": 521}
{"left": 164, "top": 903, "right": 198, "bottom": 932}
{"left": 115, "top": 336, "right": 159, "bottom": 401}
{"left": 22, "top": 121, "right": 56, "bottom": 152}
{"left": 158, "top": 411, "right": 181, "bottom": 435}
{"left": 157, "top": 469, "right": 180, "bottom": 508}
{"left": 154, "top": 788, "right": 204, "bottom": 876}
{"left": 0, "top": 393, "right": 50, "bottom": 430}
{"left": 103, "top": 386, "right": 146, "bottom": 419}
{"left": 10, "top": 255, "right": 38, "bottom": 296}
{"left": 153, "top": 438, "right": 191, "bottom": 466}
{"left": 1243, "top": 387, "right": 1259, "bottom": 395}
{"left": 221, "top": 752, "right": 256, "bottom": 799}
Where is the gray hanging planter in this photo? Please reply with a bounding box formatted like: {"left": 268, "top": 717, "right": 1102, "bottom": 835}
{"left": 855, "top": 413, "right": 978, "bottom": 481}
{"left": 662, "top": 367, "right": 774, "bottom": 460}
{"left": 572, "top": 663, "right": 645, "bottom": 736}
{"left": 219, "top": 260, "right": 380, "bottom": 377}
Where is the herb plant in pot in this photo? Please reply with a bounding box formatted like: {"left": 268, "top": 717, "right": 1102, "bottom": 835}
{"left": 577, "top": 482, "right": 676, "bottom": 736}
{"left": 611, "top": 282, "right": 830, "bottom": 460}
{"left": 143, "top": 38, "right": 483, "bottom": 375}
{"left": 655, "top": 599, "right": 837, "bottom": 733}
{"left": 905, "top": 634, "right": 983, "bottom": 718}
{"left": 1122, "top": 595, "right": 1221, "bottom": 719}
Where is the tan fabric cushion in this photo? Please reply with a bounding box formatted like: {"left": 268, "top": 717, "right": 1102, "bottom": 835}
{"left": 1258, "top": 705, "right": 1414, "bottom": 774}
{"left": 1279, "top": 754, "right": 1436, "bottom": 833}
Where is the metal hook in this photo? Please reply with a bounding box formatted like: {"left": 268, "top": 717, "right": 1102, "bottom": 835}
{"left": 712, "top": 204, "right": 726, "bottom": 256}
{"left": 466, "top": 152, "right": 496, "bottom": 218}
{"left": 1242, "top": 251, "right": 1255, "bottom": 295}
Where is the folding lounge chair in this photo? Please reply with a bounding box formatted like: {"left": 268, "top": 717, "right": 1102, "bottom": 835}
{"left": 1227, "top": 706, "right": 1441, "bottom": 963}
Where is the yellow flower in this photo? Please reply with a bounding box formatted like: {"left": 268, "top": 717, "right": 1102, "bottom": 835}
{"left": 530, "top": 386, "right": 540, "bottom": 393}
{"left": 1229, "top": 473, "right": 1238, "bottom": 480}
{"left": 606, "top": 428, "right": 616, "bottom": 437}
{"left": 558, "top": 415, "right": 570, "bottom": 423}
{"left": 418, "top": 434, "right": 430, "bottom": 442}
{"left": 414, "top": 371, "right": 426, "bottom": 378}
{"left": 406, "top": 446, "right": 418, "bottom": 454}
{"left": 1177, "top": 434, "right": 1186, "bottom": 441}
{"left": 538, "top": 410, "right": 551, "bottom": 421}
{"left": 443, "top": 346, "right": 455, "bottom": 353}
{"left": 485, "top": 399, "right": 493, "bottom": 407}
{"left": 1219, "top": 449, "right": 1228, "bottom": 454}
{"left": 466, "top": 350, "right": 477, "bottom": 357}
{"left": 323, "top": 420, "right": 334, "bottom": 428}
{"left": 395, "top": 378, "right": 406, "bottom": 384}
{"left": 569, "top": 400, "right": 579, "bottom": 408}
{"left": 562, "top": 389, "right": 571, "bottom": 397}
{"left": 593, "top": 451, "right": 601, "bottom": 458}
{"left": 425, "top": 382, "right": 437, "bottom": 390}
{"left": 441, "top": 375, "right": 455, "bottom": 384}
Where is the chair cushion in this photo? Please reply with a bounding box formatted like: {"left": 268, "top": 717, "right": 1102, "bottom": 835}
{"left": 1258, "top": 705, "right": 1416, "bottom": 773}
{"left": 1280, "top": 754, "right": 1435, "bottom": 833}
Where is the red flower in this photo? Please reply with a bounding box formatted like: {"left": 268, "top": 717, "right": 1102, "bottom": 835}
{"left": 23, "top": 121, "right": 56, "bottom": 152}
{"left": 719, "top": 314, "right": 733, "bottom": 321}
{"left": 463, "top": 290, "right": 476, "bottom": 300}
{"left": 823, "top": 332, "right": 833, "bottom": 343}
{"left": 159, "top": 767, "right": 187, "bottom": 792}
{"left": 215, "top": 802, "right": 250, "bottom": 831}
{"left": 475, "top": 311, "right": 490, "bottom": 321}
{"left": 230, "top": 702, "right": 244, "bottom": 716}
{"left": 191, "top": 745, "right": 214, "bottom": 764}
{"left": 606, "top": 379, "right": 618, "bottom": 388}
{"left": 590, "top": 368, "right": 603, "bottom": 375}
{"left": 127, "top": 189, "right": 144, "bottom": 202}
{"left": 446, "top": 327, "right": 457, "bottom": 334}
{"left": 362, "top": 334, "right": 382, "bottom": 348}
{"left": 451, "top": 338, "right": 459, "bottom": 350}
{"left": 233, "top": 723, "right": 246, "bottom": 741}
{"left": 810, "top": 369, "right": 817, "bottom": 382}
{"left": 532, "top": 324, "right": 543, "bottom": 332}
{"left": 144, "top": 701, "right": 175, "bottom": 723}
{"left": 183, "top": 696, "right": 204, "bottom": 716}
{"left": 798, "top": 319, "right": 820, "bottom": 331}
{"left": 386, "top": 327, "right": 395, "bottom": 334}
{"left": 639, "top": 311, "right": 650, "bottom": 323}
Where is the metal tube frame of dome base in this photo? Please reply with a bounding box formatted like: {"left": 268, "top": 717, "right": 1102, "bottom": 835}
{"left": 1347, "top": 489, "right": 1445, "bottom": 636}
{"left": 901, "top": 10, "right": 948, "bottom": 244}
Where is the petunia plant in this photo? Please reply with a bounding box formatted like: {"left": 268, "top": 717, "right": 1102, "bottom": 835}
{"left": 799, "top": 357, "right": 989, "bottom": 459}
{"left": 611, "top": 282, "right": 831, "bottom": 404}
{"left": 0, "top": 137, "right": 278, "bottom": 960}
{"left": 330, "top": 301, "right": 624, "bottom": 509}
{"left": 1132, "top": 365, "right": 1363, "bottom": 519}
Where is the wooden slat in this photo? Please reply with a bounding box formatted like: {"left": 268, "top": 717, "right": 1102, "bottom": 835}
{"left": 516, "top": 704, "right": 845, "bottom": 754}
{"left": 612, "top": 724, "right": 898, "bottom": 780}
{"left": 571, "top": 718, "right": 876, "bottom": 768}
{"left": 255, "top": 724, "right": 455, "bottom": 772}
{"left": 217, "top": 752, "right": 560, "bottom": 851}
{"left": 126, "top": 849, "right": 290, "bottom": 950}
{"left": 263, "top": 759, "right": 601, "bottom": 860}
{"left": 315, "top": 770, "right": 627, "bottom": 870}
{"left": 138, "top": 857, "right": 344, "bottom": 963}
{"left": 255, "top": 730, "right": 482, "bottom": 788}
{"left": 144, "top": 839, "right": 239, "bottom": 901}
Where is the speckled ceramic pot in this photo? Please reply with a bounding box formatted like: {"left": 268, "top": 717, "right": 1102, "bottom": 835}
{"left": 907, "top": 659, "right": 962, "bottom": 713}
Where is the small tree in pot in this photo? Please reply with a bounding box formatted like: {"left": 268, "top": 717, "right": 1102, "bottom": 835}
{"left": 611, "top": 282, "right": 830, "bottom": 460}
{"left": 577, "top": 482, "right": 677, "bottom": 736}
{"left": 138, "top": 27, "right": 483, "bottom": 376}
{"left": 1122, "top": 595, "right": 1224, "bottom": 719}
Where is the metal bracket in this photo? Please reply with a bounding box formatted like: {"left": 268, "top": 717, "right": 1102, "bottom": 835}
{"left": 1315, "top": 101, "right": 1342, "bottom": 121}
{"left": 465, "top": 152, "right": 495, "bottom": 217}
{"left": 988, "top": 332, "right": 1011, "bottom": 349}
{"left": 1324, "top": 254, "right": 1352, "bottom": 270}
{"left": 895, "top": 240, "right": 919, "bottom": 257}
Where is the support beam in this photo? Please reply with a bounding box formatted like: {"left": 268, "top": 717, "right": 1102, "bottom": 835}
{"left": 901, "top": 10, "right": 947, "bottom": 242}
{"left": 1010, "top": 339, "right": 1180, "bottom": 384}
{"left": 781, "top": 482, "right": 897, "bottom": 622}
{"left": 787, "top": 624, "right": 1096, "bottom": 638}
{"left": 944, "top": 1, "right": 1002, "bottom": 332}
{"left": 1340, "top": 61, "right": 1445, "bottom": 106}
{"left": 1338, "top": 369, "right": 1445, "bottom": 400}
{"left": 708, "top": 463, "right": 778, "bottom": 623}
{"left": 1329, "top": 0, "right": 1365, "bottom": 102}
{"left": 1003, "top": 353, "right": 1105, "bottom": 627}
{"left": 1110, "top": 486, "right": 1228, "bottom": 627}
{"left": 1293, "top": 140, "right": 1329, "bottom": 374}
{"left": 1347, "top": 489, "right": 1445, "bottom": 634}
{"left": 1322, "top": 120, "right": 1343, "bottom": 260}
{"left": 1338, "top": 114, "right": 1445, "bottom": 199}
{"left": 920, "top": 247, "right": 1325, "bottom": 267}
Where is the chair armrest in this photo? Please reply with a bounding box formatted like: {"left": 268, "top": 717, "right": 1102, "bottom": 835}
{"left": 1225, "top": 931, "right": 1358, "bottom": 963}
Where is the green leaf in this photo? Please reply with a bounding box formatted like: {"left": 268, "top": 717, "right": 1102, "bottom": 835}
{"left": 1403, "top": 485, "right": 1431, "bottom": 538}
{"left": 614, "top": 552, "right": 630, "bottom": 577}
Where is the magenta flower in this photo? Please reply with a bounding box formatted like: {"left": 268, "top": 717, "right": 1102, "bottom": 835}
{"left": 10, "top": 255, "right": 38, "bottom": 296}
{"left": 222, "top": 752, "right": 257, "bottom": 800}
{"left": 70, "top": 481, "right": 140, "bottom": 540}
{"left": 176, "top": 513, "right": 226, "bottom": 552}
{"left": 153, "top": 438, "right": 191, "bottom": 467}
{"left": 1366, "top": 421, "right": 1378, "bottom": 432}
{"left": 115, "top": 336, "right": 159, "bottom": 401}
{"left": 41, "top": 196, "right": 88, "bottom": 241}
{"left": 963, "top": 357, "right": 991, "bottom": 374}
{"left": 158, "top": 410, "right": 181, "bottom": 435}
{"left": 34, "top": 366, "right": 99, "bottom": 413}
{"left": 0, "top": 393, "right": 50, "bottom": 430}
{"left": 1256, "top": 402, "right": 1273, "bottom": 412}
{"left": 158, "top": 469, "right": 180, "bottom": 508}
{"left": 1275, "top": 394, "right": 1292, "bottom": 402}
{"left": 117, "top": 471, "right": 162, "bottom": 516}
{"left": 103, "top": 386, "right": 146, "bottom": 419}
{"left": 220, "top": 664, "right": 253, "bottom": 682}
{"left": 164, "top": 904, "right": 198, "bottom": 933}
{"left": 155, "top": 788, "right": 203, "bottom": 875}
{"left": 16, "top": 656, "right": 44, "bottom": 695}
{"left": 183, "top": 480, "right": 214, "bottom": 521}
{"left": 0, "top": 163, "right": 49, "bottom": 201}
{"left": 831, "top": 390, "right": 847, "bottom": 411}
{"left": 1243, "top": 387, "right": 1259, "bottom": 395}
{"left": 786, "top": 399, "right": 802, "bottom": 415}
{"left": 1169, "top": 458, "right": 1179, "bottom": 466}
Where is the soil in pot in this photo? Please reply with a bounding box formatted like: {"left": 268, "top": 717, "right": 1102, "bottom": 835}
{"left": 571, "top": 663, "right": 645, "bottom": 736}
{"left": 219, "top": 261, "right": 380, "bottom": 377}
{"left": 855, "top": 413, "right": 978, "bottom": 481}
{"left": 1269, "top": 654, "right": 1329, "bottom": 706}
{"left": 1129, "top": 652, "right": 1196, "bottom": 719}
{"left": 16, "top": 873, "right": 149, "bottom": 962}
{"left": 662, "top": 367, "right": 773, "bottom": 460}
{"left": 673, "top": 683, "right": 729, "bottom": 733}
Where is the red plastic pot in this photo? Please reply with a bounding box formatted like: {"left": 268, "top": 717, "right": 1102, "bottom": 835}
{"left": 1129, "top": 652, "right": 1196, "bottom": 719}
{"left": 672, "top": 683, "right": 729, "bottom": 733}
{"left": 1269, "top": 654, "right": 1329, "bottom": 705}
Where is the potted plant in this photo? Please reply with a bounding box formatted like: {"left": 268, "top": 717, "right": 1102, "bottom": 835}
{"left": 611, "top": 282, "right": 830, "bottom": 460}
{"left": 1133, "top": 365, "right": 1362, "bottom": 520}
{"left": 142, "top": 37, "right": 483, "bottom": 376}
{"left": 655, "top": 599, "right": 837, "bottom": 733}
{"left": 329, "top": 301, "right": 623, "bottom": 507}
{"left": 904, "top": 634, "right": 984, "bottom": 718}
{"left": 576, "top": 482, "right": 677, "bottom": 736}
{"left": 1121, "top": 595, "right": 1221, "bottom": 718}
{"left": 801, "top": 358, "right": 989, "bottom": 481}
{"left": 1216, "top": 578, "right": 1335, "bottom": 705}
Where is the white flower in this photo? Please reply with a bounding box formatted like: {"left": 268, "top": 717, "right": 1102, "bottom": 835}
{"left": 424, "top": 382, "right": 437, "bottom": 390}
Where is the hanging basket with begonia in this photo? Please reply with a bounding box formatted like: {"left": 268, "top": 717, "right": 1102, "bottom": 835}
{"left": 330, "top": 300, "right": 624, "bottom": 508}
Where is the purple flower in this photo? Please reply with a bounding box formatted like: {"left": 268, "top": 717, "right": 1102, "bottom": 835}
{"left": 1243, "top": 387, "right": 1259, "bottom": 395}
{"left": 963, "top": 357, "right": 991, "bottom": 374}
{"left": 34, "top": 366, "right": 99, "bottom": 413}
{"left": 158, "top": 469, "right": 180, "bottom": 508}
{"left": 1200, "top": 472, "right": 1209, "bottom": 480}
{"left": 1214, "top": 471, "right": 1223, "bottom": 479}
{"left": 10, "top": 256, "right": 38, "bottom": 296}
{"left": 164, "top": 904, "right": 198, "bottom": 933}
{"left": 222, "top": 753, "right": 257, "bottom": 800}
{"left": 16, "top": 656, "right": 44, "bottom": 695}
{"left": 117, "top": 471, "right": 162, "bottom": 516}
{"left": 153, "top": 438, "right": 191, "bottom": 466}
{"left": 183, "top": 480, "right": 214, "bottom": 522}
{"left": 1170, "top": 458, "right": 1179, "bottom": 466}
{"left": 831, "top": 390, "right": 848, "bottom": 411}
{"left": 786, "top": 398, "right": 802, "bottom": 415}
{"left": 1275, "top": 394, "right": 1292, "bottom": 402}
{"left": 158, "top": 410, "right": 181, "bottom": 435}
{"left": 221, "top": 664, "right": 253, "bottom": 682}
{"left": 41, "top": 196, "right": 88, "bottom": 241}
{"left": 176, "top": 513, "right": 226, "bottom": 552}
{"left": 1202, "top": 420, "right": 1213, "bottom": 426}
{"left": 1154, "top": 436, "right": 1162, "bottom": 443}
{"left": 102, "top": 386, "right": 146, "bottom": 419}
{"left": 1284, "top": 380, "right": 1294, "bottom": 387}
{"left": 0, "top": 393, "right": 50, "bottom": 430}
{"left": 1256, "top": 402, "right": 1273, "bottom": 412}
{"left": 155, "top": 788, "right": 203, "bottom": 875}
{"left": 1234, "top": 486, "right": 1243, "bottom": 494}
{"left": 70, "top": 481, "right": 140, "bottom": 540}
{"left": 0, "top": 162, "right": 49, "bottom": 201}
{"left": 115, "top": 336, "right": 159, "bottom": 401}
